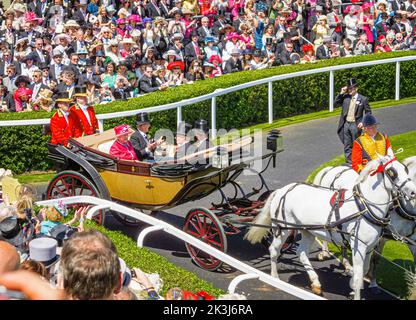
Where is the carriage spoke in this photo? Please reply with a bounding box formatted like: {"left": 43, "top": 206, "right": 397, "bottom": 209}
{"left": 186, "top": 230, "right": 203, "bottom": 238}
{"left": 189, "top": 220, "right": 203, "bottom": 234}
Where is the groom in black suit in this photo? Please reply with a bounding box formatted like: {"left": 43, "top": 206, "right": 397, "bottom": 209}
{"left": 336, "top": 78, "right": 372, "bottom": 164}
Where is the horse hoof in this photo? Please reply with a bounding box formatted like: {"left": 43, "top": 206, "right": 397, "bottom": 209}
{"left": 370, "top": 286, "right": 382, "bottom": 295}
{"left": 311, "top": 284, "right": 322, "bottom": 296}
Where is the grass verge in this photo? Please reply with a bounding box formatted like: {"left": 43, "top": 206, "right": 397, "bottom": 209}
{"left": 307, "top": 130, "right": 416, "bottom": 298}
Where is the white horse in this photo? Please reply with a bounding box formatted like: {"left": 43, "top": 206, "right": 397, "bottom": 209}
{"left": 245, "top": 156, "right": 416, "bottom": 300}
{"left": 315, "top": 156, "right": 416, "bottom": 292}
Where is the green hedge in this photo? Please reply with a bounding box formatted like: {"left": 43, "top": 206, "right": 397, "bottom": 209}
{"left": 1, "top": 51, "right": 416, "bottom": 174}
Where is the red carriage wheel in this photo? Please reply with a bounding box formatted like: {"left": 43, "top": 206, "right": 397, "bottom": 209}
{"left": 184, "top": 207, "right": 227, "bottom": 271}
{"left": 46, "top": 170, "right": 105, "bottom": 226}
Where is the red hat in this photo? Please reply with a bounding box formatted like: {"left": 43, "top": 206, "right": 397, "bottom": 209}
{"left": 378, "top": 34, "right": 385, "bottom": 41}
{"left": 226, "top": 32, "right": 242, "bottom": 42}
{"left": 114, "top": 124, "right": 130, "bottom": 136}
{"left": 302, "top": 44, "right": 314, "bottom": 53}
{"left": 167, "top": 60, "right": 185, "bottom": 71}
{"left": 208, "top": 54, "right": 223, "bottom": 64}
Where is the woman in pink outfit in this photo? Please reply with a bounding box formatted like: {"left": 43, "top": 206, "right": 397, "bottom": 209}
{"left": 359, "top": 2, "right": 375, "bottom": 43}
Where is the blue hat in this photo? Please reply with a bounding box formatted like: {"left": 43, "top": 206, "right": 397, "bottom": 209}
{"left": 363, "top": 114, "right": 379, "bottom": 127}
{"left": 143, "top": 17, "right": 152, "bottom": 24}
{"left": 205, "top": 36, "right": 216, "bottom": 44}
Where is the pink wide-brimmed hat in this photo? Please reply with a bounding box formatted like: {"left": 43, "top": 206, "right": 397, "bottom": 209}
{"left": 361, "top": 2, "right": 374, "bottom": 11}
{"left": 25, "top": 12, "right": 42, "bottom": 24}
{"left": 114, "top": 124, "right": 130, "bottom": 136}
{"left": 226, "top": 32, "right": 242, "bottom": 42}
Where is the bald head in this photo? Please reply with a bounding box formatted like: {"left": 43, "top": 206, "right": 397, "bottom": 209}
{"left": 0, "top": 241, "right": 20, "bottom": 274}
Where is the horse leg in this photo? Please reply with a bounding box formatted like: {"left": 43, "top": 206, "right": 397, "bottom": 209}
{"left": 317, "top": 240, "right": 332, "bottom": 261}
{"left": 269, "top": 230, "right": 288, "bottom": 279}
{"left": 367, "top": 238, "right": 386, "bottom": 295}
{"left": 351, "top": 244, "right": 366, "bottom": 300}
{"left": 341, "top": 246, "right": 353, "bottom": 276}
{"left": 297, "top": 231, "right": 322, "bottom": 295}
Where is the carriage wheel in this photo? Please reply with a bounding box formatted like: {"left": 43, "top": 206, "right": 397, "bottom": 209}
{"left": 257, "top": 190, "right": 298, "bottom": 253}
{"left": 184, "top": 207, "right": 227, "bottom": 271}
{"left": 46, "top": 170, "right": 105, "bottom": 226}
{"left": 111, "top": 208, "right": 143, "bottom": 227}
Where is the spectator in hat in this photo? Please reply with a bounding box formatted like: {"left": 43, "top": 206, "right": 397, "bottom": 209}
{"left": 203, "top": 36, "right": 221, "bottom": 62}
{"left": 340, "top": 38, "right": 354, "bottom": 57}
{"left": 13, "top": 87, "right": 33, "bottom": 112}
{"left": 50, "top": 91, "right": 80, "bottom": 146}
{"left": 197, "top": 16, "right": 213, "bottom": 39}
{"left": 31, "top": 88, "right": 54, "bottom": 112}
{"left": 101, "top": 61, "right": 118, "bottom": 89}
{"left": 335, "top": 78, "right": 372, "bottom": 164}
{"left": 316, "top": 35, "right": 334, "bottom": 59}
{"left": 184, "top": 31, "right": 204, "bottom": 66}
{"left": 208, "top": 55, "right": 223, "bottom": 77}
{"left": 32, "top": 37, "right": 50, "bottom": 66}
{"left": 169, "top": 33, "right": 185, "bottom": 61}
{"left": 55, "top": 69, "right": 77, "bottom": 98}
{"left": 49, "top": 49, "right": 65, "bottom": 83}
{"left": 131, "top": 112, "right": 163, "bottom": 161}
{"left": 70, "top": 86, "right": 99, "bottom": 136}
{"left": 312, "top": 15, "right": 329, "bottom": 47}
{"left": 351, "top": 114, "right": 394, "bottom": 173}
{"left": 344, "top": 6, "right": 359, "bottom": 42}
{"left": 300, "top": 44, "right": 316, "bottom": 63}
{"left": 21, "top": 53, "right": 39, "bottom": 81}
{"left": 112, "top": 75, "right": 133, "bottom": 100}
{"left": 85, "top": 79, "right": 102, "bottom": 105}
{"left": 0, "top": 49, "right": 21, "bottom": 76}
{"left": 327, "top": 2, "right": 343, "bottom": 44}
{"left": 79, "top": 59, "right": 101, "bottom": 85}
{"left": 189, "top": 119, "right": 212, "bottom": 164}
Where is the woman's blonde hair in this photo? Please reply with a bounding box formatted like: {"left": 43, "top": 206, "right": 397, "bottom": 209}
{"left": 46, "top": 206, "right": 63, "bottom": 222}
{"left": 15, "top": 195, "right": 34, "bottom": 220}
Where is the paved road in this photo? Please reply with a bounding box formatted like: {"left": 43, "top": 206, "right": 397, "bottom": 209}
{"left": 35, "top": 102, "right": 416, "bottom": 300}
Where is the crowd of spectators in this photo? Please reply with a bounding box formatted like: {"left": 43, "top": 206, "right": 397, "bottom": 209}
{"left": 0, "top": 0, "right": 415, "bottom": 113}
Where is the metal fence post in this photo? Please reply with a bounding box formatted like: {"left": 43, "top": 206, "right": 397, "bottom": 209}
{"left": 177, "top": 106, "right": 182, "bottom": 127}
{"left": 395, "top": 61, "right": 400, "bottom": 101}
{"left": 98, "top": 119, "right": 104, "bottom": 133}
{"left": 211, "top": 96, "right": 216, "bottom": 139}
{"left": 329, "top": 70, "right": 334, "bottom": 112}
{"left": 268, "top": 81, "right": 273, "bottom": 124}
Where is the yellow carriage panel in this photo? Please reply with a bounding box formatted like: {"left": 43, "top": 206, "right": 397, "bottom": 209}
{"left": 99, "top": 170, "right": 185, "bottom": 206}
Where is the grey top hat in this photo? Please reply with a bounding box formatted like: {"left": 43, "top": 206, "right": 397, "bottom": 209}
{"left": 29, "top": 237, "right": 59, "bottom": 268}
{"left": 177, "top": 122, "right": 192, "bottom": 136}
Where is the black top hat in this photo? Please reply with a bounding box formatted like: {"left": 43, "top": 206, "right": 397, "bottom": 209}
{"left": 73, "top": 85, "right": 88, "bottom": 97}
{"left": 190, "top": 30, "right": 199, "bottom": 38}
{"left": 0, "top": 217, "right": 26, "bottom": 248}
{"left": 54, "top": 91, "right": 72, "bottom": 106}
{"left": 85, "top": 58, "right": 93, "bottom": 66}
{"left": 136, "top": 112, "right": 151, "bottom": 125}
{"left": 22, "top": 52, "right": 38, "bottom": 63}
{"left": 265, "top": 37, "right": 273, "bottom": 45}
{"left": 218, "top": 8, "right": 226, "bottom": 16}
{"left": 85, "top": 78, "right": 101, "bottom": 88}
{"left": 14, "top": 75, "right": 31, "bottom": 86}
{"left": 177, "top": 122, "right": 192, "bottom": 136}
{"left": 347, "top": 78, "right": 358, "bottom": 88}
{"left": 39, "top": 62, "right": 49, "bottom": 70}
{"left": 194, "top": 119, "right": 209, "bottom": 133}
{"left": 238, "top": 7, "right": 245, "bottom": 15}
{"left": 253, "top": 49, "right": 262, "bottom": 57}
{"left": 362, "top": 114, "right": 379, "bottom": 127}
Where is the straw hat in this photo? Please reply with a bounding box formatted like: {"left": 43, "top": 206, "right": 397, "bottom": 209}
{"left": 38, "top": 88, "right": 53, "bottom": 102}
{"left": 64, "top": 20, "right": 80, "bottom": 28}
{"left": 121, "top": 37, "right": 136, "bottom": 45}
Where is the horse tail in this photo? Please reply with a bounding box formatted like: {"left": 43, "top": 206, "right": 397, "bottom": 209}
{"left": 313, "top": 166, "right": 334, "bottom": 186}
{"left": 245, "top": 189, "right": 277, "bottom": 244}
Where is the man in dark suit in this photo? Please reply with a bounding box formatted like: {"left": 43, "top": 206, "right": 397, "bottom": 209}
{"left": 130, "top": 113, "right": 159, "bottom": 161}
{"left": 72, "top": 0, "right": 89, "bottom": 26}
{"left": 146, "top": 0, "right": 163, "bottom": 18}
{"left": 78, "top": 60, "right": 101, "bottom": 85}
{"left": 32, "top": 38, "right": 51, "bottom": 67}
{"left": 316, "top": 36, "right": 333, "bottom": 59}
{"left": 279, "top": 42, "right": 295, "bottom": 65}
{"left": 139, "top": 65, "right": 168, "bottom": 94}
{"left": 212, "top": 9, "right": 228, "bottom": 36}
{"left": 175, "top": 122, "right": 193, "bottom": 161}
{"left": 49, "top": 49, "right": 65, "bottom": 83}
{"left": 197, "top": 16, "right": 213, "bottom": 39}
{"left": 0, "top": 50, "right": 21, "bottom": 76}
{"left": 335, "top": 78, "right": 372, "bottom": 164}
{"left": 233, "top": 7, "right": 247, "bottom": 32}
{"left": 29, "top": 70, "right": 49, "bottom": 101}
{"left": 184, "top": 32, "right": 204, "bottom": 66}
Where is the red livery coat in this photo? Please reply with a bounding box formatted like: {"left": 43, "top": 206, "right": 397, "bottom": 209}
{"left": 70, "top": 104, "right": 99, "bottom": 136}
{"left": 109, "top": 139, "right": 138, "bottom": 161}
{"left": 50, "top": 110, "right": 81, "bottom": 146}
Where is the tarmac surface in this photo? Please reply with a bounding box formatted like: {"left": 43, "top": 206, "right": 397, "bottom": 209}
{"left": 36, "top": 102, "right": 416, "bottom": 300}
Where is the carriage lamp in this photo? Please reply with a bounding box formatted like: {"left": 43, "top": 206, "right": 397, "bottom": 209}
{"left": 267, "top": 129, "right": 283, "bottom": 152}
{"left": 212, "top": 146, "right": 229, "bottom": 169}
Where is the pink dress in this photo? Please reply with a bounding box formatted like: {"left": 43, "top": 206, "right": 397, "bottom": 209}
{"left": 361, "top": 14, "right": 374, "bottom": 43}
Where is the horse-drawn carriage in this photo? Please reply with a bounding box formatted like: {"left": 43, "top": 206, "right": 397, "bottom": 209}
{"left": 45, "top": 128, "right": 283, "bottom": 271}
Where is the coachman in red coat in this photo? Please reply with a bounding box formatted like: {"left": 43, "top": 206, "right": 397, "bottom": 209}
{"left": 50, "top": 92, "right": 81, "bottom": 146}
{"left": 70, "top": 86, "right": 99, "bottom": 136}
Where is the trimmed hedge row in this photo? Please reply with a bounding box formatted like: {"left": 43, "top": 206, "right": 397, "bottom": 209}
{"left": 1, "top": 51, "right": 416, "bottom": 173}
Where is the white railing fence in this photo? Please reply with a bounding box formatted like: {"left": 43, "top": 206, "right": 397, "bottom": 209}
{"left": 36, "top": 196, "right": 326, "bottom": 300}
{"left": 1, "top": 56, "right": 415, "bottom": 140}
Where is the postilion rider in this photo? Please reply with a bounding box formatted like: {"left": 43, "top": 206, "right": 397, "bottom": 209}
{"left": 69, "top": 86, "right": 99, "bottom": 136}
{"left": 351, "top": 114, "right": 394, "bottom": 173}
{"left": 50, "top": 91, "right": 81, "bottom": 146}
